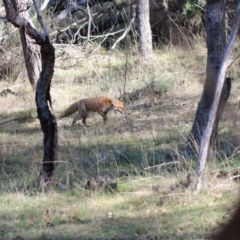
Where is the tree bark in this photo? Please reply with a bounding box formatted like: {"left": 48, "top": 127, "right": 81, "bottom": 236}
{"left": 136, "top": 0, "right": 153, "bottom": 62}
{"left": 3, "top": 0, "right": 58, "bottom": 186}
{"left": 188, "top": 0, "right": 231, "bottom": 153}
{"left": 194, "top": 0, "right": 240, "bottom": 193}
{"left": 36, "top": 40, "right": 58, "bottom": 185}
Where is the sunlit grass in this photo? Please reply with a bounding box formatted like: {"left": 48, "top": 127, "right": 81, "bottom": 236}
{"left": 0, "top": 173, "right": 238, "bottom": 239}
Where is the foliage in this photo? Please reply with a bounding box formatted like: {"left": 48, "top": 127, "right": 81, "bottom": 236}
{"left": 183, "top": 0, "right": 205, "bottom": 16}
{"left": 0, "top": 25, "right": 24, "bottom": 82}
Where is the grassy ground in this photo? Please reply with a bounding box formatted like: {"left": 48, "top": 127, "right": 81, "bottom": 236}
{"left": 1, "top": 39, "right": 240, "bottom": 239}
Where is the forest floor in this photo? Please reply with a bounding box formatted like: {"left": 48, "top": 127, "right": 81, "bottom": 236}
{"left": 1, "top": 39, "right": 240, "bottom": 240}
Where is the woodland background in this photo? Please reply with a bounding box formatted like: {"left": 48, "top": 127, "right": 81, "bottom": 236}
{"left": 1, "top": 0, "right": 240, "bottom": 239}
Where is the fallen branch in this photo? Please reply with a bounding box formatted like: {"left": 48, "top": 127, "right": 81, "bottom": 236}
{"left": 109, "top": 3, "right": 136, "bottom": 52}
{"left": 144, "top": 161, "right": 179, "bottom": 170}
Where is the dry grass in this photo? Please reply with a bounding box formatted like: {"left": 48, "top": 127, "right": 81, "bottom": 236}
{"left": 1, "top": 38, "right": 240, "bottom": 239}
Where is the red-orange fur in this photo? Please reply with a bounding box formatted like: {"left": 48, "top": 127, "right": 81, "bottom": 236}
{"left": 59, "top": 96, "right": 124, "bottom": 126}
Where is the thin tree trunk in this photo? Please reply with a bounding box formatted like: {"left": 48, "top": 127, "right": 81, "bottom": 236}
{"left": 136, "top": 0, "right": 153, "bottom": 62}
{"left": 36, "top": 41, "right": 57, "bottom": 185}
{"left": 195, "top": 0, "right": 240, "bottom": 193}
{"left": 3, "top": 0, "right": 58, "bottom": 186}
{"left": 188, "top": 0, "right": 230, "bottom": 154}
{"left": 17, "top": 0, "right": 41, "bottom": 89}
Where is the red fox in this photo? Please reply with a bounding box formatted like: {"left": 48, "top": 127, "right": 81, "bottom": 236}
{"left": 59, "top": 96, "right": 125, "bottom": 126}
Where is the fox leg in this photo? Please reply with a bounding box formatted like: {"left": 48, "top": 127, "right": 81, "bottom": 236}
{"left": 81, "top": 111, "right": 88, "bottom": 125}
{"left": 72, "top": 114, "right": 82, "bottom": 126}
{"left": 98, "top": 111, "right": 108, "bottom": 124}
{"left": 82, "top": 115, "right": 87, "bottom": 125}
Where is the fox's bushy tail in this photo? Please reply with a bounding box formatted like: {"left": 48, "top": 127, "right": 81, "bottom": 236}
{"left": 59, "top": 102, "right": 78, "bottom": 119}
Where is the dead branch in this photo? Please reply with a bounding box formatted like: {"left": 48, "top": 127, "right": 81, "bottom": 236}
{"left": 109, "top": 3, "right": 136, "bottom": 51}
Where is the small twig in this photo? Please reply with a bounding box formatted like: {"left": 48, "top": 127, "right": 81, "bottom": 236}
{"left": 144, "top": 161, "right": 179, "bottom": 170}
{"left": 229, "top": 174, "right": 240, "bottom": 181}
{"left": 227, "top": 53, "right": 240, "bottom": 68}
{"left": 86, "top": 26, "right": 114, "bottom": 56}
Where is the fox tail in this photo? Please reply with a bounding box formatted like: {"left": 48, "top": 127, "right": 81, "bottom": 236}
{"left": 59, "top": 102, "right": 78, "bottom": 119}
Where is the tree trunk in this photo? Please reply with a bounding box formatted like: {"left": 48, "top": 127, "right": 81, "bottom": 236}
{"left": 36, "top": 41, "right": 58, "bottom": 185}
{"left": 194, "top": 0, "right": 240, "bottom": 194}
{"left": 17, "top": 0, "right": 41, "bottom": 89}
{"left": 3, "top": 0, "right": 58, "bottom": 186}
{"left": 136, "top": 0, "right": 153, "bottom": 62}
{"left": 216, "top": 204, "right": 240, "bottom": 240}
{"left": 188, "top": 0, "right": 231, "bottom": 153}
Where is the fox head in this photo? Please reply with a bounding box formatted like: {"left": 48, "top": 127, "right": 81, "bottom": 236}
{"left": 111, "top": 99, "right": 125, "bottom": 114}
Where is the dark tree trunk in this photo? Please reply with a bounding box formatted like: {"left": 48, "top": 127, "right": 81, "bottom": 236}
{"left": 188, "top": 0, "right": 231, "bottom": 153}
{"left": 36, "top": 41, "right": 58, "bottom": 185}
{"left": 3, "top": 0, "right": 58, "bottom": 186}
{"left": 216, "top": 204, "right": 240, "bottom": 240}
{"left": 17, "top": 0, "right": 41, "bottom": 89}
{"left": 136, "top": 0, "right": 153, "bottom": 62}
{"left": 215, "top": 1, "right": 240, "bottom": 235}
